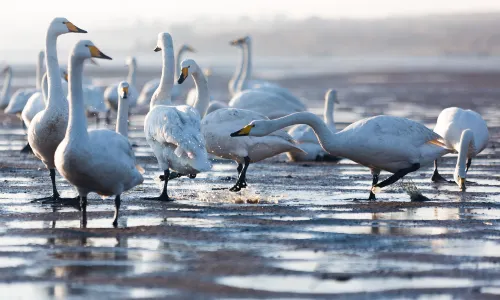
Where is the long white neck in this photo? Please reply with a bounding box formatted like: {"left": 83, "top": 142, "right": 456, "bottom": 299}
{"left": 175, "top": 47, "right": 186, "bottom": 76}
{"left": 36, "top": 51, "right": 44, "bottom": 89}
{"left": 116, "top": 95, "right": 129, "bottom": 137}
{"left": 45, "top": 32, "right": 66, "bottom": 111}
{"left": 126, "top": 61, "right": 137, "bottom": 86}
{"left": 238, "top": 41, "right": 253, "bottom": 92}
{"left": 324, "top": 95, "right": 336, "bottom": 131}
{"left": 229, "top": 47, "right": 245, "bottom": 96}
{"left": 151, "top": 46, "right": 175, "bottom": 109}
{"left": 191, "top": 69, "right": 210, "bottom": 117}
{"left": 259, "top": 112, "right": 347, "bottom": 156}
{"left": 66, "top": 55, "right": 89, "bottom": 143}
{"left": 41, "top": 73, "right": 48, "bottom": 106}
{"left": 455, "top": 129, "right": 474, "bottom": 180}
{"left": 0, "top": 68, "right": 12, "bottom": 107}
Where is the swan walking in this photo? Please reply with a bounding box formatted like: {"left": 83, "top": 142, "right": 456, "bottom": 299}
{"left": 28, "top": 17, "right": 87, "bottom": 203}
{"left": 143, "top": 33, "right": 211, "bottom": 201}
{"left": 55, "top": 41, "right": 143, "bottom": 227}
{"left": 431, "top": 107, "right": 489, "bottom": 191}
{"left": 231, "top": 112, "right": 453, "bottom": 200}
{"left": 104, "top": 56, "right": 138, "bottom": 124}
{"left": 288, "top": 89, "right": 341, "bottom": 162}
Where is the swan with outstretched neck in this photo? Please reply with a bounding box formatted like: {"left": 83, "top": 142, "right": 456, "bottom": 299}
{"left": 28, "top": 17, "right": 87, "bottom": 204}
{"left": 431, "top": 107, "right": 489, "bottom": 191}
{"left": 55, "top": 41, "right": 143, "bottom": 227}
{"left": 177, "top": 58, "right": 303, "bottom": 191}
{"left": 231, "top": 112, "right": 453, "bottom": 200}
{"left": 0, "top": 66, "right": 12, "bottom": 110}
{"left": 288, "top": 89, "right": 341, "bottom": 162}
{"left": 143, "top": 33, "right": 211, "bottom": 202}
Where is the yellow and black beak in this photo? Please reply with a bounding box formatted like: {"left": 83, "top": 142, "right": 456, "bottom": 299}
{"left": 229, "top": 37, "right": 245, "bottom": 46}
{"left": 186, "top": 45, "right": 196, "bottom": 52}
{"left": 154, "top": 46, "right": 162, "bottom": 52}
{"left": 63, "top": 72, "right": 68, "bottom": 82}
{"left": 65, "top": 22, "right": 87, "bottom": 33}
{"left": 177, "top": 67, "right": 188, "bottom": 84}
{"left": 121, "top": 86, "right": 129, "bottom": 99}
{"left": 230, "top": 125, "right": 253, "bottom": 137}
{"left": 458, "top": 176, "right": 466, "bottom": 192}
{"left": 88, "top": 45, "right": 112, "bottom": 60}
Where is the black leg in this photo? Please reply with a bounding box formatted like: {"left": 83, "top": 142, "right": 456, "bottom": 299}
{"left": 105, "top": 110, "right": 111, "bottom": 125}
{"left": 373, "top": 163, "right": 421, "bottom": 191}
{"left": 95, "top": 114, "right": 100, "bottom": 128}
{"left": 466, "top": 158, "right": 472, "bottom": 173}
{"left": 143, "top": 170, "right": 173, "bottom": 201}
{"left": 80, "top": 196, "right": 87, "bottom": 228}
{"left": 113, "top": 194, "right": 120, "bottom": 227}
{"left": 230, "top": 156, "right": 250, "bottom": 192}
{"left": 31, "top": 169, "right": 79, "bottom": 207}
{"left": 20, "top": 142, "right": 33, "bottom": 154}
{"left": 368, "top": 173, "right": 379, "bottom": 200}
{"left": 431, "top": 160, "right": 454, "bottom": 183}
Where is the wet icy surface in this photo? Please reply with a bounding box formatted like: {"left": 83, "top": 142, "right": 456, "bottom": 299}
{"left": 0, "top": 70, "right": 499, "bottom": 299}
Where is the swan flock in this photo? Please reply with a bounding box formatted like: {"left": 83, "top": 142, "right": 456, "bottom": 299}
{"left": 0, "top": 17, "right": 490, "bottom": 225}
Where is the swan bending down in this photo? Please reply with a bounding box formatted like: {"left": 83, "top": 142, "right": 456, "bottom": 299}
{"left": 0, "top": 66, "right": 13, "bottom": 110}
{"left": 138, "top": 44, "right": 196, "bottom": 107}
{"left": 231, "top": 112, "right": 453, "bottom": 200}
{"left": 4, "top": 51, "right": 45, "bottom": 116}
{"left": 104, "top": 56, "right": 138, "bottom": 123}
{"left": 143, "top": 33, "right": 211, "bottom": 201}
{"left": 55, "top": 41, "right": 143, "bottom": 227}
{"left": 287, "top": 89, "right": 341, "bottom": 162}
{"left": 431, "top": 107, "right": 489, "bottom": 191}
{"left": 28, "top": 17, "right": 87, "bottom": 203}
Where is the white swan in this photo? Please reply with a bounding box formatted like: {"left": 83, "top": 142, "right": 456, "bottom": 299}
{"left": 116, "top": 81, "right": 130, "bottom": 137}
{"left": 287, "top": 89, "right": 341, "bottom": 162}
{"left": 28, "top": 17, "right": 87, "bottom": 203}
{"left": 185, "top": 68, "right": 215, "bottom": 107}
{"left": 431, "top": 107, "right": 489, "bottom": 191}
{"left": 143, "top": 33, "right": 211, "bottom": 201}
{"left": 138, "top": 44, "right": 196, "bottom": 107}
{"left": 229, "top": 89, "right": 305, "bottom": 119}
{"left": 4, "top": 51, "right": 45, "bottom": 116}
{"left": 55, "top": 40, "right": 143, "bottom": 227}
{"left": 103, "top": 56, "right": 138, "bottom": 123}
{"left": 0, "top": 66, "right": 12, "bottom": 110}
{"left": 231, "top": 112, "right": 453, "bottom": 200}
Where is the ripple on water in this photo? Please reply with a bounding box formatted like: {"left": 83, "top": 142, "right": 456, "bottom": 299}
{"left": 306, "top": 225, "right": 453, "bottom": 236}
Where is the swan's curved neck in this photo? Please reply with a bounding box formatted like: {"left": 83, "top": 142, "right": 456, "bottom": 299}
{"left": 116, "top": 95, "right": 129, "bottom": 137}
{"left": 456, "top": 129, "right": 474, "bottom": 178}
{"left": 324, "top": 96, "right": 336, "bottom": 131}
{"left": 175, "top": 47, "right": 186, "bottom": 76}
{"left": 238, "top": 41, "right": 253, "bottom": 92}
{"left": 151, "top": 46, "right": 174, "bottom": 109}
{"left": 36, "top": 52, "right": 44, "bottom": 89}
{"left": 0, "top": 69, "right": 12, "bottom": 107}
{"left": 41, "top": 73, "right": 48, "bottom": 106}
{"left": 260, "top": 112, "right": 347, "bottom": 156}
{"left": 191, "top": 69, "right": 210, "bottom": 117}
{"left": 66, "top": 55, "right": 89, "bottom": 143}
{"left": 229, "top": 47, "right": 245, "bottom": 96}
{"left": 127, "top": 62, "right": 137, "bottom": 86}
{"left": 45, "top": 32, "right": 66, "bottom": 110}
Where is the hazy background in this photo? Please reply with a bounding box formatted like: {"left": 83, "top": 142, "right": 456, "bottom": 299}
{"left": 2, "top": 0, "right": 500, "bottom": 75}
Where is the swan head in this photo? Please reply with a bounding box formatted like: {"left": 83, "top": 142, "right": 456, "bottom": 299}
{"left": 118, "top": 81, "right": 129, "bottom": 99}
{"left": 60, "top": 69, "right": 68, "bottom": 82}
{"left": 49, "top": 17, "right": 87, "bottom": 35}
{"left": 181, "top": 44, "right": 196, "bottom": 53}
{"left": 230, "top": 120, "right": 268, "bottom": 137}
{"left": 125, "top": 56, "right": 137, "bottom": 67}
{"left": 326, "top": 89, "right": 339, "bottom": 104}
{"left": 229, "top": 36, "right": 250, "bottom": 47}
{"left": 154, "top": 32, "right": 173, "bottom": 52}
{"left": 71, "top": 40, "right": 112, "bottom": 61}
{"left": 177, "top": 59, "right": 199, "bottom": 84}
{"left": 1, "top": 65, "right": 11, "bottom": 75}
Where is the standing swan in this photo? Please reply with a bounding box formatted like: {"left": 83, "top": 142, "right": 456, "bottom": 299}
{"left": 231, "top": 113, "right": 453, "bottom": 200}
{"left": 431, "top": 107, "right": 489, "bottom": 191}
{"left": 55, "top": 41, "right": 143, "bottom": 227}
{"left": 28, "top": 17, "right": 87, "bottom": 203}
{"left": 143, "top": 33, "right": 211, "bottom": 201}
{"left": 287, "top": 89, "right": 341, "bottom": 162}
{"left": 0, "top": 66, "right": 12, "bottom": 110}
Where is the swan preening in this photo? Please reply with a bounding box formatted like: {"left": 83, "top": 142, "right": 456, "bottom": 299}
{"left": 231, "top": 112, "right": 453, "bottom": 200}
{"left": 431, "top": 107, "right": 489, "bottom": 191}
{"left": 143, "top": 33, "right": 210, "bottom": 201}
{"left": 55, "top": 41, "right": 143, "bottom": 227}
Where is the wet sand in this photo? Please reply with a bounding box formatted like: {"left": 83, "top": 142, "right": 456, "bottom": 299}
{"left": 0, "top": 70, "right": 499, "bottom": 299}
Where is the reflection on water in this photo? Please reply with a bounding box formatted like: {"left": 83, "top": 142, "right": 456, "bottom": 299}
{"left": 218, "top": 275, "right": 480, "bottom": 294}
{"left": 307, "top": 225, "right": 452, "bottom": 236}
